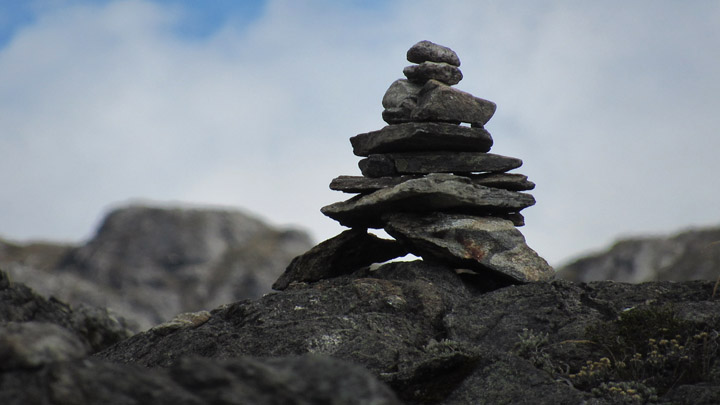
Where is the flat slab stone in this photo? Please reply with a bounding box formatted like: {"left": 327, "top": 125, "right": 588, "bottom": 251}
{"left": 407, "top": 40, "right": 461, "bottom": 66}
{"left": 272, "top": 229, "right": 407, "bottom": 290}
{"left": 383, "top": 212, "right": 554, "bottom": 283}
{"left": 329, "top": 173, "right": 534, "bottom": 193}
{"left": 465, "top": 173, "right": 535, "bottom": 191}
{"left": 412, "top": 80, "right": 496, "bottom": 125}
{"left": 403, "top": 62, "right": 462, "bottom": 85}
{"left": 350, "top": 122, "right": 493, "bottom": 156}
{"left": 321, "top": 174, "right": 535, "bottom": 228}
{"left": 359, "top": 152, "right": 522, "bottom": 177}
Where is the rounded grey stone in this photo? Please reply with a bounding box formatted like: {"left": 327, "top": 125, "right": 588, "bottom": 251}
{"left": 407, "top": 40, "right": 461, "bottom": 66}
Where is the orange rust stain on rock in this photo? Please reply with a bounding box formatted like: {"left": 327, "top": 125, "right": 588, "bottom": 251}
{"left": 460, "top": 238, "right": 486, "bottom": 261}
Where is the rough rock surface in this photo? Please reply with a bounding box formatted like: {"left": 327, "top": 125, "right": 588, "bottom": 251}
{"left": 93, "top": 260, "right": 720, "bottom": 404}
{"left": 330, "top": 173, "right": 534, "bottom": 193}
{"left": 403, "top": 62, "right": 463, "bottom": 85}
{"left": 383, "top": 213, "right": 554, "bottom": 283}
{"left": 0, "top": 354, "right": 400, "bottom": 405}
{"left": 558, "top": 224, "right": 720, "bottom": 282}
{"left": 321, "top": 174, "right": 536, "bottom": 228}
{"left": 412, "top": 79, "right": 497, "bottom": 125}
{"left": 381, "top": 79, "right": 422, "bottom": 124}
{"left": 0, "top": 270, "right": 133, "bottom": 363}
{"left": 2, "top": 204, "right": 313, "bottom": 330}
{"left": 359, "top": 151, "right": 523, "bottom": 177}
{"left": 406, "top": 40, "right": 461, "bottom": 66}
{"left": 350, "top": 122, "right": 493, "bottom": 156}
{"left": 273, "top": 229, "right": 407, "bottom": 290}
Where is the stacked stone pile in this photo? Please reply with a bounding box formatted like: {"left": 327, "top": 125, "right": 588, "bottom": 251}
{"left": 273, "top": 41, "right": 553, "bottom": 291}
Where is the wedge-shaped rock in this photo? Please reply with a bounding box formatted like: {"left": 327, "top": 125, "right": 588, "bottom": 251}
{"left": 403, "top": 62, "right": 463, "bottom": 85}
{"left": 321, "top": 174, "right": 535, "bottom": 228}
{"left": 412, "top": 80, "right": 496, "bottom": 125}
{"left": 272, "top": 229, "right": 407, "bottom": 290}
{"left": 350, "top": 122, "right": 493, "bottom": 156}
{"left": 359, "top": 152, "right": 522, "bottom": 177}
{"left": 383, "top": 213, "right": 554, "bottom": 283}
{"left": 407, "top": 40, "right": 461, "bottom": 66}
{"left": 329, "top": 173, "right": 534, "bottom": 193}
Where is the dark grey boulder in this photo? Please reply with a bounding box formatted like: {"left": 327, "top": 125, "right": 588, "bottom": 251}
{"left": 358, "top": 151, "right": 523, "bottom": 177}
{"left": 407, "top": 40, "right": 461, "bottom": 67}
{"left": 321, "top": 174, "right": 535, "bottom": 228}
{"left": 330, "top": 173, "right": 534, "bottom": 194}
{"left": 272, "top": 229, "right": 407, "bottom": 291}
{"left": 383, "top": 213, "right": 555, "bottom": 283}
{"left": 350, "top": 122, "right": 493, "bottom": 156}
{"left": 0, "top": 355, "right": 400, "bottom": 405}
{"left": 412, "top": 80, "right": 497, "bottom": 125}
{"left": 403, "top": 62, "right": 463, "bottom": 85}
{"left": 0, "top": 270, "right": 132, "bottom": 353}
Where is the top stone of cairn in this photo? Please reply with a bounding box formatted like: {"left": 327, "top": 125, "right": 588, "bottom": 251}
{"left": 407, "top": 40, "right": 461, "bottom": 67}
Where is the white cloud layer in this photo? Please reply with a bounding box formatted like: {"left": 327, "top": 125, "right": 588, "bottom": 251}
{"left": 1, "top": 0, "right": 719, "bottom": 265}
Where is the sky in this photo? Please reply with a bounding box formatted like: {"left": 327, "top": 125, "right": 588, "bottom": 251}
{"left": 1, "top": 0, "right": 719, "bottom": 266}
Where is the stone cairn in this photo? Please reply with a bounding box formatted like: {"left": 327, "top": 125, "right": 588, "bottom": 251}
{"left": 273, "top": 41, "right": 553, "bottom": 291}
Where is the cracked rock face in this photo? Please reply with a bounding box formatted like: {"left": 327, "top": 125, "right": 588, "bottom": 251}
{"left": 383, "top": 213, "right": 554, "bottom": 283}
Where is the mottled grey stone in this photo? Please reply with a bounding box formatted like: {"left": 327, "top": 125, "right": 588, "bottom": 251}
{"left": 403, "top": 62, "right": 463, "bottom": 85}
{"left": 321, "top": 174, "right": 535, "bottom": 228}
{"left": 383, "top": 213, "right": 554, "bottom": 283}
{"left": 381, "top": 79, "right": 422, "bottom": 125}
{"left": 358, "top": 152, "right": 522, "bottom": 178}
{"left": 406, "top": 40, "right": 461, "bottom": 66}
{"left": 350, "top": 122, "right": 493, "bottom": 157}
{"left": 330, "top": 173, "right": 534, "bottom": 194}
{"left": 272, "top": 229, "right": 407, "bottom": 290}
{"left": 412, "top": 80, "right": 497, "bottom": 125}
{"left": 0, "top": 322, "right": 89, "bottom": 370}
{"left": 381, "top": 79, "right": 422, "bottom": 109}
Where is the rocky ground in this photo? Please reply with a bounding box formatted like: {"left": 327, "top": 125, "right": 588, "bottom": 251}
{"left": 2, "top": 258, "right": 719, "bottom": 404}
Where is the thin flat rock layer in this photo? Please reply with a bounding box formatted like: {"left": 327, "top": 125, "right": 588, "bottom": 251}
{"left": 329, "top": 173, "right": 534, "bottom": 194}
{"left": 359, "top": 152, "right": 522, "bottom": 177}
{"left": 321, "top": 174, "right": 535, "bottom": 228}
{"left": 350, "top": 122, "right": 493, "bottom": 156}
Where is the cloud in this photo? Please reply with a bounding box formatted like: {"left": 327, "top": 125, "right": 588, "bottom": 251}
{"left": 1, "top": 0, "right": 719, "bottom": 266}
